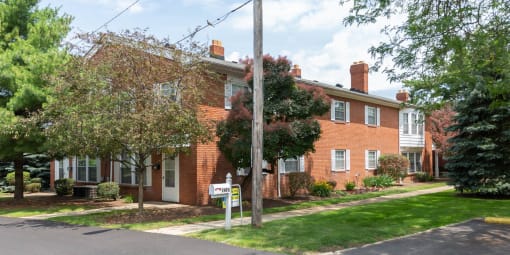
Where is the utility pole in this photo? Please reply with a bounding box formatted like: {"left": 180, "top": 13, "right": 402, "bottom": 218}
{"left": 251, "top": 0, "right": 263, "bottom": 227}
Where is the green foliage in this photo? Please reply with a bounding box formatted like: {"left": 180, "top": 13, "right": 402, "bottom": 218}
{"left": 42, "top": 30, "right": 213, "bottom": 211}
{"left": 0, "top": 0, "right": 71, "bottom": 199}
{"left": 216, "top": 55, "right": 329, "bottom": 170}
{"left": 25, "top": 182, "right": 40, "bottom": 193}
{"left": 287, "top": 172, "right": 312, "bottom": 197}
{"left": 342, "top": 0, "right": 510, "bottom": 111}
{"left": 30, "top": 177, "right": 41, "bottom": 183}
{"left": 446, "top": 85, "right": 510, "bottom": 196}
{"left": 310, "top": 181, "right": 333, "bottom": 197}
{"left": 414, "top": 172, "right": 434, "bottom": 182}
{"left": 123, "top": 194, "right": 134, "bottom": 204}
{"left": 363, "top": 175, "right": 393, "bottom": 188}
{"left": 54, "top": 178, "right": 74, "bottom": 196}
{"left": 377, "top": 154, "right": 409, "bottom": 180}
{"left": 97, "top": 182, "right": 119, "bottom": 200}
{"left": 5, "top": 171, "right": 30, "bottom": 185}
{"left": 345, "top": 181, "right": 355, "bottom": 191}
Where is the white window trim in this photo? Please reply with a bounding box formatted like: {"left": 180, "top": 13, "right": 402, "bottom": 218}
{"left": 154, "top": 82, "right": 180, "bottom": 102}
{"left": 365, "top": 150, "right": 380, "bottom": 170}
{"left": 331, "top": 149, "right": 350, "bottom": 171}
{"left": 224, "top": 78, "right": 249, "bottom": 110}
{"left": 330, "top": 100, "right": 350, "bottom": 122}
{"left": 402, "top": 152, "right": 422, "bottom": 173}
{"left": 365, "top": 105, "right": 380, "bottom": 126}
{"left": 278, "top": 156, "right": 305, "bottom": 174}
{"left": 54, "top": 158, "right": 70, "bottom": 180}
{"left": 114, "top": 155, "right": 152, "bottom": 186}
{"left": 403, "top": 113, "right": 409, "bottom": 134}
{"left": 74, "top": 156, "right": 101, "bottom": 183}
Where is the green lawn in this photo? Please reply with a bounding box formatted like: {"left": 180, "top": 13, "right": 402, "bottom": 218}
{"left": 0, "top": 204, "right": 95, "bottom": 217}
{"left": 49, "top": 182, "right": 446, "bottom": 230}
{"left": 190, "top": 191, "right": 510, "bottom": 254}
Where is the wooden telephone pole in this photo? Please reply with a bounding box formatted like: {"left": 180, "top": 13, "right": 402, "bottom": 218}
{"left": 251, "top": 0, "right": 263, "bottom": 227}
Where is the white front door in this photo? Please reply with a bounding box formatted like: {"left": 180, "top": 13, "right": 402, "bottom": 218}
{"left": 162, "top": 154, "right": 179, "bottom": 202}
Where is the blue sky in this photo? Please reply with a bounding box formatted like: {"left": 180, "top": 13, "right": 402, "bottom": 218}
{"left": 39, "top": 0, "right": 403, "bottom": 99}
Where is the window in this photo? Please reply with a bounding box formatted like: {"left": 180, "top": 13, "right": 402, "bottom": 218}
{"left": 403, "top": 113, "right": 409, "bottom": 134}
{"left": 76, "top": 156, "right": 100, "bottom": 182}
{"left": 225, "top": 82, "right": 249, "bottom": 109}
{"left": 237, "top": 161, "right": 268, "bottom": 176}
{"left": 117, "top": 154, "right": 152, "bottom": 186}
{"left": 365, "top": 106, "right": 380, "bottom": 126}
{"left": 417, "top": 114, "right": 424, "bottom": 135}
{"left": 365, "top": 150, "right": 380, "bottom": 170}
{"left": 411, "top": 113, "right": 417, "bottom": 134}
{"left": 402, "top": 152, "right": 422, "bottom": 173}
{"left": 279, "top": 156, "right": 304, "bottom": 174}
{"left": 54, "top": 158, "right": 69, "bottom": 180}
{"left": 331, "top": 149, "right": 350, "bottom": 171}
{"left": 156, "top": 82, "right": 179, "bottom": 102}
{"left": 330, "top": 100, "right": 350, "bottom": 122}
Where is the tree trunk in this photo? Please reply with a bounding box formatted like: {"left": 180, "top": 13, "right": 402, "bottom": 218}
{"left": 137, "top": 168, "right": 144, "bottom": 215}
{"left": 13, "top": 155, "right": 24, "bottom": 200}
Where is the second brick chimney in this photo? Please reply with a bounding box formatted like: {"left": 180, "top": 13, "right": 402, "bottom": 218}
{"left": 209, "top": 40, "right": 224, "bottom": 60}
{"left": 290, "top": 64, "right": 302, "bottom": 78}
{"left": 396, "top": 89, "right": 410, "bottom": 102}
{"left": 350, "top": 61, "right": 369, "bottom": 94}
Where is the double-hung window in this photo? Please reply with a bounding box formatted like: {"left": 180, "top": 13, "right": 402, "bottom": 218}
{"left": 365, "top": 105, "right": 380, "bottom": 126}
{"left": 403, "top": 113, "right": 409, "bottom": 134}
{"left": 331, "top": 149, "right": 350, "bottom": 171}
{"left": 76, "top": 156, "right": 100, "bottom": 182}
{"left": 155, "top": 82, "right": 179, "bottom": 102}
{"left": 330, "top": 100, "right": 350, "bottom": 122}
{"left": 54, "top": 158, "right": 69, "bottom": 180}
{"left": 402, "top": 152, "right": 422, "bottom": 173}
{"left": 411, "top": 113, "right": 417, "bottom": 134}
{"left": 225, "top": 80, "right": 249, "bottom": 109}
{"left": 117, "top": 154, "right": 152, "bottom": 186}
{"left": 279, "top": 156, "right": 304, "bottom": 174}
{"left": 365, "top": 150, "right": 380, "bottom": 170}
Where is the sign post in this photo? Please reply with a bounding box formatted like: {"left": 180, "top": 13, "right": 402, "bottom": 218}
{"left": 225, "top": 173, "right": 232, "bottom": 230}
{"left": 208, "top": 173, "right": 242, "bottom": 230}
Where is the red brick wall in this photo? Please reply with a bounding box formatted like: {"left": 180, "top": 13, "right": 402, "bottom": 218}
{"left": 304, "top": 95, "right": 400, "bottom": 191}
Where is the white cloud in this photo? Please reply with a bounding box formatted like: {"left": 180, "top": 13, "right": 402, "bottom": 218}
{"left": 226, "top": 51, "right": 241, "bottom": 62}
{"left": 72, "top": 0, "right": 145, "bottom": 14}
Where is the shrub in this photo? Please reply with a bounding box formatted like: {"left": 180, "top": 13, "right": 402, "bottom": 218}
{"left": 288, "top": 172, "right": 313, "bottom": 197}
{"left": 55, "top": 178, "right": 74, "bottom": 196}
{"left": 377, "top": 154, "right": 409, "bottom": 181}
{"left": 5, "top": 172, "right": 31, "bottom": 186}
{"left": 30, "top": 178, "right": 42, "bottom": 183}
{"left": 363, "top": 175, "right": 394, "bottom": 188}
{"left": 25, "top": 183, "right": 41, "bottom": 193}
{"left": 415, "top": 172, "right": 434, "bottom": 182}
{"left": 327, "top": 180, "right": 337, "bottom": 190}
{"left": 345, "top": 181, "right": 356, "bottom": 191}
{"left": 97, "top": 182, "right": 120, "bottom": 200}
{"left": 311, "top": 181, "right": 333, "bottom": 197}
{"left": 123, "top": 194, "right": 134, "bottom": 203}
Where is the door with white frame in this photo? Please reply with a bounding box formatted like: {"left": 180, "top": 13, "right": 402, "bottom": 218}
{"left": 162, "top": 154, "right": 179, "bottom": 202}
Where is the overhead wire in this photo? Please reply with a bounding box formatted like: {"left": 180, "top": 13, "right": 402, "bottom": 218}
{"left": 174, "top": 0, "right": 252, "bottom": 44}
{"left": 93, "top": 0, "right": 141, "bottom": 33}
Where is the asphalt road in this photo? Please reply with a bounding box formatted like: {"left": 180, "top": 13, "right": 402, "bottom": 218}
{"left": 334, "top": 219, "right": 510, "bottom": 255}
{"left": 0, "top": 217, "right": 279, "bottom": 255}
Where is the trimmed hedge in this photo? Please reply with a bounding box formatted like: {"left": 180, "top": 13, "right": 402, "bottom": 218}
{"left": 97, "top": 182, "right": 120, "bottom": 200}
{"left": 55, "top": 178, "right": 74, "bottom": 196}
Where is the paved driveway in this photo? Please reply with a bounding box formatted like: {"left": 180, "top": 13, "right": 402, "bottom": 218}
{"left": 331, "top": 219, "right": 510, "bottom": 255}
{"left": 0, "top": 217, "right": 279, "bottom": 255}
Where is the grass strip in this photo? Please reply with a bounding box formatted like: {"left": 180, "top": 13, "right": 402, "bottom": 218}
{"left": 190, "top": 190, "right": 510, "bottom": 254}
{"left": 49, "top": 182, "right": 446, "bottom": 230}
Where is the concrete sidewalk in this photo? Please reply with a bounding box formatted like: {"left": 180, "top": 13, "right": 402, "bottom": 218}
{"left": 22, "top": 201, "right": 189, "bottom": 220}
{"left": 146, "top": 185, "right": 453, "bottom": 236}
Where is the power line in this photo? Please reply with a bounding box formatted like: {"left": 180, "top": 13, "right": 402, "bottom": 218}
{"left": 93, "top": 0, "right": 141, "bottom": 33}
{"left": 175, "top": 0, "right": 252, "bottom": 44}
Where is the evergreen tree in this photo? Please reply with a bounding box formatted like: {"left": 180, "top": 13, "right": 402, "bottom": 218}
{"left": 446, "top": 85, "right": 510, "bottom": 195}
{"left": 0, "top": 0, "right": 72, "bottom": 199}
{"left": 216, "top": 55, "right": 329, "bottom": 173}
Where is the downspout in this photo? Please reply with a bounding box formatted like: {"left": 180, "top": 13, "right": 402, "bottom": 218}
{"left": 277, "top": 164, "right": 281, "bottom": 198}
{"left": 110, "top": 155, "right": 113, "bottom": 182}
{"left": 434, "top": 150, "right": 439, "bottom": 178}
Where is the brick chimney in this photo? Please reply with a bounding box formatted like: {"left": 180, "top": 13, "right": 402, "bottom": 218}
{"left": 209, "top": 40, "right": 224, "bottom": 60}
{"left": 350, "top": 61, "right": 369, "bottom": 94}
{"left": 396, "top": 89, "right": 410, "bottom": 102}
{"left": 290, "top": 64, "right": 302, "bottom": 78}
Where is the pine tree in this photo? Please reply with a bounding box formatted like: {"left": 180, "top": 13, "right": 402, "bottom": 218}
{"left": 0, "top": 0, "right": 72, "bottom": 199}
{"left": 446, "top": 85, "right": 510, "bottom": 195}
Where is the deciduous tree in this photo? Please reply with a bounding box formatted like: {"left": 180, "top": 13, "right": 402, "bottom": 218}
{"left": 43, "top": 30, "right": 213, "bottom": 213}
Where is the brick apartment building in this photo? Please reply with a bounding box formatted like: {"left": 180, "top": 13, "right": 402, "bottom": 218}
{"left": 50, "top": 40, "right": 433, "bottom": 205}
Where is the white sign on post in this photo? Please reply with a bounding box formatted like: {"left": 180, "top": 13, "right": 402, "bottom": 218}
{"left": 209, "top": 183, "right": 231, "bottom": 198}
